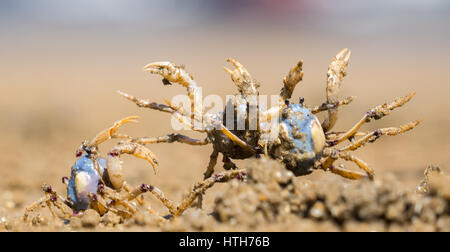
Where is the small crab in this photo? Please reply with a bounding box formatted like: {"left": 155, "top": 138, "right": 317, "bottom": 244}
{"left": 119, "top": 48, "right": 421, "bottom": 186}
{"left": 24, "top": 116, "right": 165, "bottom": 220}
{"left": 25, "top": 116, "right": 241, "bottom": 220}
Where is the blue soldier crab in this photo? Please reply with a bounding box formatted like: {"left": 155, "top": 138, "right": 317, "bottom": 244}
{"left": 24, "top": 116, "right": 166, "bottom": 219}
{"left": 25, "top": 116, "right": 244, "bottom": 219}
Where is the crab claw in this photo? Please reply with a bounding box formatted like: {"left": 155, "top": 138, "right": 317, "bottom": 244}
{"left": 143, "top": 61, "right": 194, "bottom": 88}
{"left": 107, "top": 143, "right": 159, "bottom": 190}
{"left": 224, "top": 58, "right": 259, "bottom": 97}
{"left": 89, "top": 116, "right": 139, "bottom": 148}
{"left": 327, "top": 48, "right": 351, "bottom": 95}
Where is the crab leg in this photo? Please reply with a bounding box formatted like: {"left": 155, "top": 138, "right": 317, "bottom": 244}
{"left": 308, "top": 96, "right": 356, "bottom": 114}
{"left": 143, "top": 61, "right": 203, "bottom": 122}
{"left": 330, "top": 92, "right": 416, "bottom": 146}
{"left": 118, "top": 91, "right": 205, "bottom": 132}
{"left": 222, "top": 155, "right": 237, "bottom": 170}
{"left": 328, "top": 165, "right": 367, "bottom": 180}
{"left": 107, "top": 142, "right": 158, "bottom": 190}
{"left": 131, "top": 133, "right": 210, "bottom": 146}
{"left": 203, "top": 149, "right": 219, "bottom": 179}
{"left": 24, "top": 184, "right": 72, "bottom": 220}
{"left": 280, "top": 60, "right": 304, "bottom": 101}
{"left": 224, "top": 58, "right": 260, "bottom": 98}
{"left": 173, "top": 169, "right": 246, "bottom": 217}
{"left": 325, "top": 131, "right": 367, "bottom": 140}
{"left": 317, "top": 148, "right": 374, "bottom": 179}
{"left": 88, "top": 193, "right": 113, "bottom": 216}
{"left": 164, "top": 99, "right": 206, "bottom": 132}
{"left": 340, "top": 119, "right": 423, "bottom": 152}
{"left": 321, "top": 48, "right": 351, "bottom": 132}
{"left": 89, "top": 116, "right": 139, "bottom": 148}
{"left": 99, "top": 186, "right": 137, "bottom": 215}
{"left": 117, "top": 91, "right": 174, "bottom": 113}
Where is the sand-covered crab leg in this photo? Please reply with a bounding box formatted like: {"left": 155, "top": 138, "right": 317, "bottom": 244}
{"left": 116, "top": 91, "right": 174, "bottom": 113}
{"left": 130, "top": 133, "right": 210, "bottom": 146}
{"left": 87, "top": 116, "right": 139, "bottom": 148}
{"left": 143, "top": 61, "right": 203, "bottom": 122}
{"left": 173, "top": 169, "right": 246, "bottom": 217}
{"left": 339, "top": 119, "right": 423, "bottom": 152}
{"left": 118, "top": 91, "right": 206, "bottom": 133}
{"left": 315, "top": 148, "right": 373, "bottom": 179}
{"left": 224, "top": 58, "right": 260, "bottom": 98}
{"left": 24, "top": 184, "right": 72, "bottom": 220}
{"left": 321, "top": 48, "right": 351, "bottom": 132}
{"left": 308, "top": 96, "right": 356, "bottom": 114}
{"left": 107, "top": 142, "right": 159, "bottom": 186}
{"left": 280, "top": 60, "right": 304, "bottom": 101}
{"left": 327, "top": 165, "right": 367, "bottom": 180}
{"left": 328, "top": 92, "right": 416, "bottom": 146}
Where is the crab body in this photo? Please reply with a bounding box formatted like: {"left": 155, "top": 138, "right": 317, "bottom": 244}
{"left": 269, "top": 103, "right": 326, "bottom": 176}
{"left": 68, "top": 154, "right": 106, "bottom": 211}
{"left": 208, "top": 101, "right": 326, "bottom": 176}
{"left": 208, "top": 103, "right": 259, "bottom": 160}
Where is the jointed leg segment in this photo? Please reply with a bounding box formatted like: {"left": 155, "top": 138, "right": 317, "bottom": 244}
{"left": 330, "top": 92, "right": 416, "bottom": 146}
{"left": 321, "top": 48, "right": 351, "bottom": 132}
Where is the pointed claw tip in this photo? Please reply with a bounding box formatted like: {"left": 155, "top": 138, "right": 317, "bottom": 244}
{"left": 344, "top": 50, "right": 351, "bottom": 62}
{"left": 142, "top": 63, "right": 154, "bottom": 71}
{"left": 143, "top": 61, "right": 170, "bottom": 71}
{"left": 151, "top": 164, "right": 158, "bottom": 175}
{"left": 121, "top": 116, "right": 140, "bottom": 125}
{"left": 117, "top": 90, "right": 128, "bottom": 97}
{"left": 405, "top": 92, "right": 416, "bottom": 101}
{"left": 336, "top": 48, "right": 348, "bottom": 57}
{"left": 226, "top": 58, "right": 243, "bottom": 68}
{"left": 336, "top": 48, "right": 351, "bottom": 62}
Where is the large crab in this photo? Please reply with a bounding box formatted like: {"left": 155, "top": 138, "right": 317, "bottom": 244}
{"left": 119, "top": 48, "right": 421, "bottom": 182}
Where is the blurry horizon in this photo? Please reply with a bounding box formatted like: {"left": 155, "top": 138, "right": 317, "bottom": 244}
{"left": 1, "top": 0, "right": 449, "bottom": 36}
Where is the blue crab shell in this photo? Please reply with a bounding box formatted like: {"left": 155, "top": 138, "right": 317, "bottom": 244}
{"left": 275, "top": 103, "right": 326, "bottom": 176}
{"left": 67, "top": 154, "right": 107, "bottom": 211}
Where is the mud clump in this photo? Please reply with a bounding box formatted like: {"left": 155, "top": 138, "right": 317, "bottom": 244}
{"left": 81, "top": 209, "right": 100, "bottom": 228}
{"left": 7, "top": 159, "right": 450, "bottom": 231}
{"left": 213, "top": 159, "right": 450, "bottom": 231}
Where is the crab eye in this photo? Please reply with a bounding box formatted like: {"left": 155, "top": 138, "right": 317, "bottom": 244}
{"left": 310, "top": 118, "right": 326, "bottom": 154}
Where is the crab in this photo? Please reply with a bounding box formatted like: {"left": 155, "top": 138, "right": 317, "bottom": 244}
{"left": 24, "top": 116, "right": 158, "bottom": 220}
{"left": 118, "top": 49, "right": 421, "bottom": 205}
{"left": 25, "top": 116, "right": 245, "bottom": 220}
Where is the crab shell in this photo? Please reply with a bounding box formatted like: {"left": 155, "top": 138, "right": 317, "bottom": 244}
{"left": 67, "top": 155, "right": 105, "bottom": 211}
{"left": 269, "top": 103, "right": 326, "bottom": 176}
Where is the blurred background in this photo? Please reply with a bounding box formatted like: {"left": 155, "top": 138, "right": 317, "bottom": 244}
{"left": 1, "top": 0, "right": 449, "bottom": 216}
